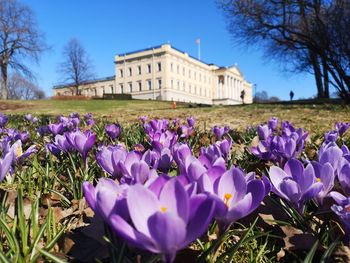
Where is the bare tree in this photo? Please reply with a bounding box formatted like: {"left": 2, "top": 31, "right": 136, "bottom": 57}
{"left": 7, "top": 72, "right": 45, "bottom": 99}
{"left": 0, "top": 0, "right": 46, "bottom": 99}
{"left": 57, "top": 38, "right": 94, "bottom": 95}
{"left": 218, "top": 0, "right": 350, "bottom": 101}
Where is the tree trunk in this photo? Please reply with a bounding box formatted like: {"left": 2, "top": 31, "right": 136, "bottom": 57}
{"left": 309, "top": 52, "right": 324, "bottom": 98}
{"left": 1, "top": 63, "right": 8, "bottom": 100}
{"left": 322, "top": 57, "right": 329, "bottom": 98}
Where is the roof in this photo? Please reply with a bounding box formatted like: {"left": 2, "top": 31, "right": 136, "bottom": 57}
{"left": 116, "top": 43, "right": 214, "bottom": 67}
{"left": 53, "top": 75, "right": 115, "bottom": 89}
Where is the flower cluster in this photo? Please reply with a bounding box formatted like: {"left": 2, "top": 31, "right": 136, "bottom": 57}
{"left": 251, "top": 117, "right": 308, "bottom": 165}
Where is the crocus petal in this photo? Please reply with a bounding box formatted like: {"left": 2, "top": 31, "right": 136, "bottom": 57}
{"left": 148, "top": 211, "right": 186, "bottom": 257}
{"left": 130, "top": 161, "right": 149, "bottom": 184}
{"left": 298, "top": 164, "right": 316, "bottom": 193}
{"left": 319, "top": 163, "right": 335, "bottom": 193}
{"left": 127, "top": 184, "right": 159, "bottom": 237}
{"left": 82, "top": 182, "right": 96, "bottom": 210}
{"left": 187, "top": 160, "right": 207, "bottom": 181}
{"left": 226, "top": 180, "right": 265, "bottom": 222}
{"left": 339, "top": 163, "right": 350, "bottom": 195}
{"left": 284, "top": 159, "right": 303, "bottom": 181}
{"left": 329, "top": 191, "right": 347, "bottom": 205}
{"left": 269, "top": 166, "right": 291, "bottom": 194}
{"left": 279, "top": 178, "right": 301, "bottom": 204}
{"left": 160, "top": 179, "right": 189, "bottom": 222}
{"left": 301, "top": 182, "right": 323, "bottom": 201}
{"left": 185, "top": 194, "right": 215, "bottom": 245}
{"left": 148, "top": 174, "right": 170, "bottom": 197}
{"left": 109, "top": 214, "right": 157, "bottom": 253}
{"left": 217, "top": 167, "right": 247, "bottom": 205}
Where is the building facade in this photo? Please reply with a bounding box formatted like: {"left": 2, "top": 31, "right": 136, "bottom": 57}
{"left": 53, "top": 44, "right": 253, "bottom": 105}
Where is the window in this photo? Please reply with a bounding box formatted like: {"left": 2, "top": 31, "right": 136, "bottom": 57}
{"left": 171, "top": 79, "right": 174, "bottom": 89}
{"left": 138, "top": 81, "right": 142, "bottom": 91}
{"left": 138, "top": 65, "right": 141, "bottom": 75}
{"left": 110, "top": 85, "right": 114, "bottom": 94}
{"left": 189, "top": 69, "right": 191, "bottom": 78}
{"left": 128, "top": 67, "right": 132, "bottom": 76}
{"left": 183, "top": 81, "right": 185, "bottom": 91}
{"left": 128, "top": 82, "right": 132, "bottom": 92}
{"left": 119, "top": 84, "right": 124, "bottom": 94}
{"left": 183, "top": 67, "right": 185, "bottom": 76}
{"left": 147, "top": 80, "right": 152, "bottom": 90}
{"left": 147, "top": 64, "right": 151, "bottom": 73}
{"left": 177, "top": 65, "right": 179, "bottom": 74}
{"left": 199, "top": 74, "right": 202, "bottom": 81}
{"left": 158, "top": 79, "right": 162, "bottom": 89}
{"left": 194, "top": 72, "right": 196, "bottom": 80}
{"left": 170, "top": 63, "right": 173, "bottom": 72}
{"left": 177, "top": 80, "right": 180, "bottom": 90}
{"left": 157, "top": 62, "right": 161, "bottom": 71}
{"left": 119, "top": 69, "right": 123, "bottom": 78}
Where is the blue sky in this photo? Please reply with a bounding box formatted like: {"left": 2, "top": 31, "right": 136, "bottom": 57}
{"left": 22, "top": 0, "right": 325, "bottom": 100}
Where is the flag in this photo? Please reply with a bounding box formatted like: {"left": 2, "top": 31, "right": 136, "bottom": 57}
{"left": 196, "top": 38, "right": 200, "bottom": 45}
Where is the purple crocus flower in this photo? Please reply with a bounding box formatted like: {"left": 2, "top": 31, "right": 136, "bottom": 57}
{"left": 173, "top": 143, "right": 193, "bottom": 174}
{"left": 37, "top": 126, "right": 48, "bottom": 137}
{"left": 187, "top": 116, "right": 195, "bottom": 127}
{"left": 199, "top": 167, "right": 268, "bottom": 224}
{"left": 213, "top": 125, "right": 230, "bottom": 140}
{"left": 47, "top": 134, "right": 73, "bottom": 156}
{"left": 84, "top": 113, "right": 95, "bottom": 126}
{"left": 109, "top": 179, "right": 215, "bottom": 262}
{"left": 180, "top": 125, "right": 193, "bottom": 138}
{"left": 330, "top": 192, "right": 350, "bottom": 240}
{"left": 24, "top": 114, "right": 32, "bottom": 122}
{"left": 118, "top": 151, "right": 158, "bottom": 185}
{"left": 318, "top": 142, "right": 343, "bottom": 172}
{"left": 48, "top": 123, "right": 64, "bottom": 136}
{"left": 69, "top": 112, "right": 80, "bottom": 118}
{"left": 0, "top": 113, "right": 8, "bottom": 128}
{"left": 310, "top": 161, "right": 335, "bottom": 204}
{"left": 10, "top": 140, "right": 37, "bottom": 164}
{"left": 0, "top": 151, "right": 14, "bottom": 182}
{"left": 14, "top": 131, "right": 30, "bottom": 143}
{"left": 83, "top": 178, "right": 129, "bottom": 220}
{"left": 324, "top": 130, "right": 338, "bottom": 143}
{"left": 96, "top": 145, "right": 127, "bottom": 179}
{"left": 105, "top": 123, "right": 121, "bottom": 140}
{"left": 268, "top": 117, "right": 278, "bottom": 130}
{"left": 336, "top": 122, "right": 350, "bottom": 137}
{"left": 32, "top": 117, "right": 39, "bottom": 123}
{"left": 140, "top": 116, "right": 148, "bottom": 123}
{"left": 257, "top": 124, "right": 270, "bottom": 141}
{"left": 338, "top": 160, "right": 350, "bottom": 195}
{"left": 268, "top": 159, "right": 323, "bottom": 211}
{"left": 65, "top": 130, "right": 96, "bottom": 164}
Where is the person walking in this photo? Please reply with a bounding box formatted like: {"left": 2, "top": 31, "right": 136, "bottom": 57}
{"left": 289, "top": 90, "right": 294, "bottom": 101}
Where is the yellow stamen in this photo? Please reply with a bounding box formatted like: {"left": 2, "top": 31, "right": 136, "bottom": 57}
{"left": 224, "top": 193, "right": 232, "bottom": 207}
{"left": 17, "top": 145, "right": 22, "bottom": 157}
{"left": 160, "top": 206, "right": 167, "bottom": 213}
{"left": 316, "top": 178, "right": 321, "bottom": 182}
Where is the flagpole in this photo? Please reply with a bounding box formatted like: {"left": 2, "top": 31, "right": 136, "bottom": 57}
{"left": 198, "top": 40, "right": 201, "bottom": 60}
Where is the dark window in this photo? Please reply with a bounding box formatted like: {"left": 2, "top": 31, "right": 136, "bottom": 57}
{"left": 138, "top": 81, "right": 142, "bottom": 91}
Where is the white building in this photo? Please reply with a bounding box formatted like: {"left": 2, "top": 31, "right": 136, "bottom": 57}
{"left": 53, "top": 44, "right": 253, "bottom": 105}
